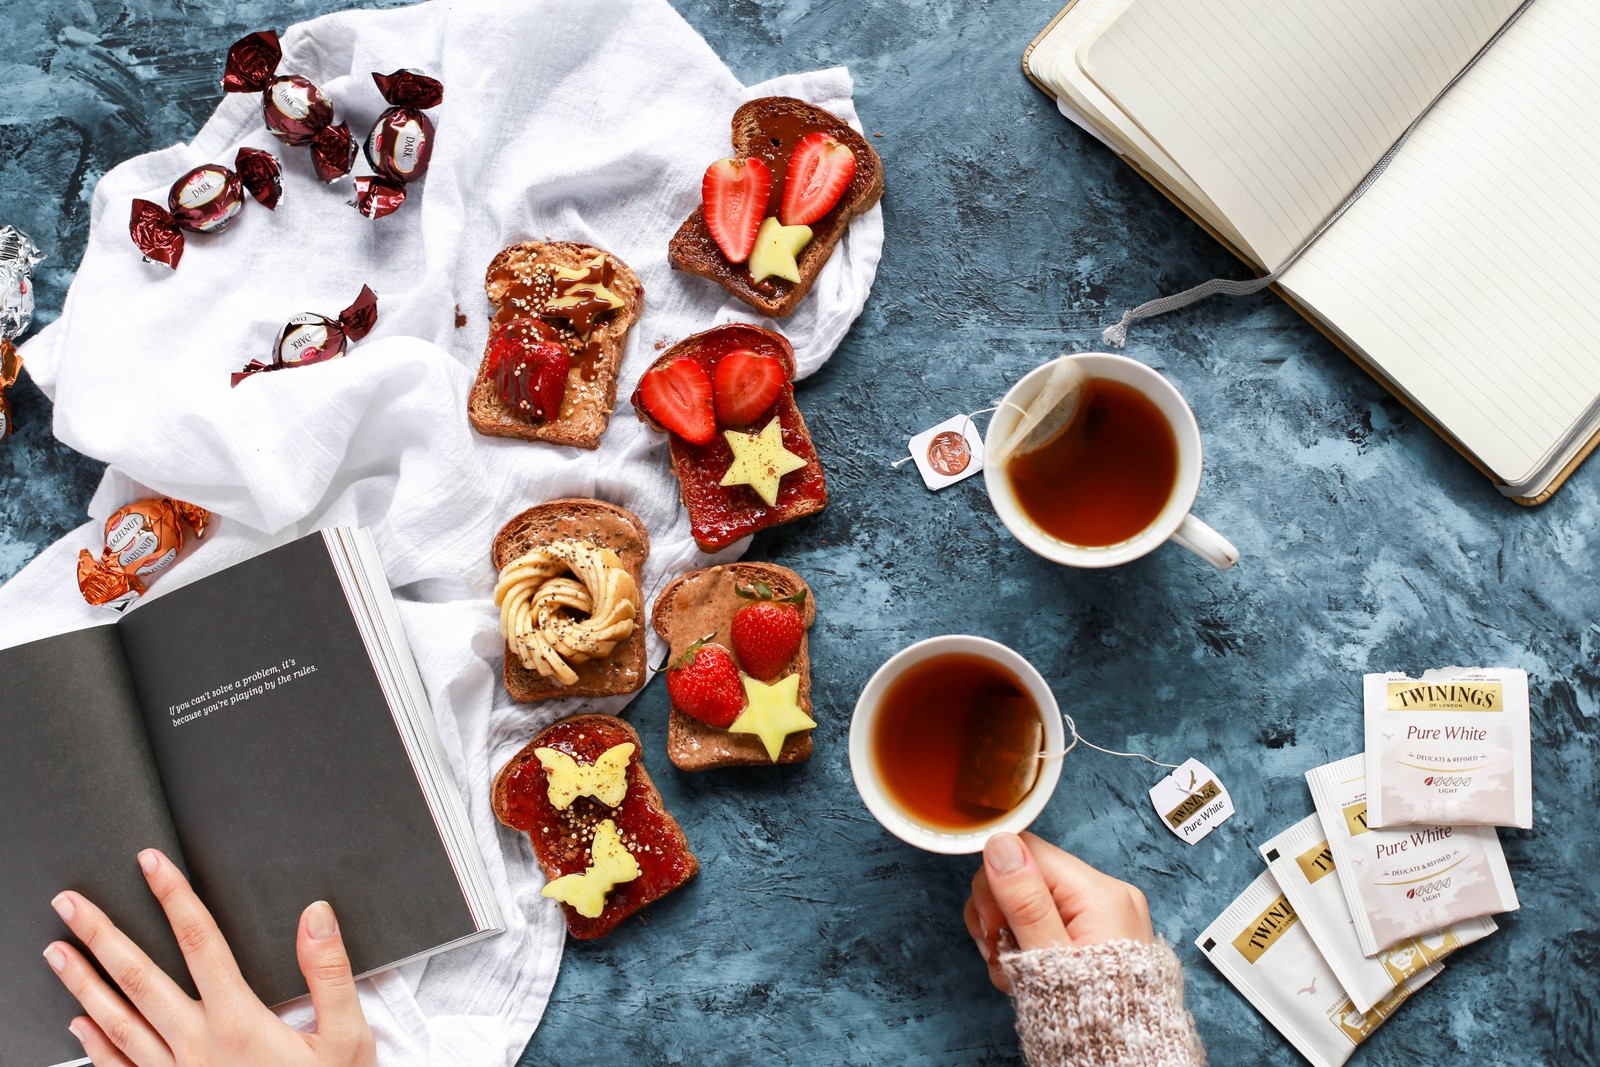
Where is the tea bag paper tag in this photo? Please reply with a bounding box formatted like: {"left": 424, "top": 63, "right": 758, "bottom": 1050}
{"left": 906, "top": 414, "right": 985, "bottom": 490}
{"left": 1148, "top": 758, "right": 1234, "bottom": 844}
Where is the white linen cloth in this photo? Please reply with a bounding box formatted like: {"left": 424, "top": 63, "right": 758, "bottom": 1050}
{"left": 2, "top": 0, "right": 882, "bottom": 1062}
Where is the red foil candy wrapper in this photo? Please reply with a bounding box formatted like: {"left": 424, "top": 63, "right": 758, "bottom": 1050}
{"left": 77, "top": 497, "right": 212, "bottom": 611}
{"left": 355, "top": 69, "right": 443, "bottom": 218}
{"left": 223, "top": 30, "right": 347, "bottom": 167}
{"left": 232, "top": 285, "right": 379, "bottom": 385}
{"left": 235, "top": 146, "right": 282, "bottom": 209}
{"left": 129, "top": 157, "right": 280, "bottom": 269}
{"left": 311, "top": 123, "right": 358, "bottom": 184}
{"left": 0, "top": 339, "right": 19, "bottom": 443}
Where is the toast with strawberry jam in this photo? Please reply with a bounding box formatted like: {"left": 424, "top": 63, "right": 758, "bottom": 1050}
{"left": 670, "top": 97, "right": 883, "bottom": 318}
{"left": 492, "top": 715, "right": 697, "bottom": 939}
{"left": 469, "top": 241, "right": 643, "bottom": 449}
{"left": 631, "top": 324, "right": 827, "bottom": 551}
{"left": 653, "top": 563, "right": 816, "bottom": 771}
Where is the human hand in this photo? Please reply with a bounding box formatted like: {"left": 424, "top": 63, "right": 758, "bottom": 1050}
{"left": 42, "top": 849, "right": 377, "bottom": 1067}
{"left": 963, "top": 831, "right": 1153, "bottom": 994}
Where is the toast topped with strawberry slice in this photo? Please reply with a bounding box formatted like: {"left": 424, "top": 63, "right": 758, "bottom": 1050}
{"left": 653, "top": 563, "right": 816, "bottom": 771}
{"left": 631, "top": 324, "right": 827, "bottom": 551}
{"left": 670, "top": 97, "right": 883, "bottom": 318}
{"left": 492, "top": 715, "right": 697, "bottom": 938}
{"left": 469, "top": 241, "right": 643, "bottom": 449}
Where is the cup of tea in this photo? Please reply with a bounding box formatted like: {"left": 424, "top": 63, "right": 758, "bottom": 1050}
{"left": 983, "top": 353, "right": 1238, "bottom": 570}
{"left": 849, "top": 635, "right": 1064, "bottom": 854}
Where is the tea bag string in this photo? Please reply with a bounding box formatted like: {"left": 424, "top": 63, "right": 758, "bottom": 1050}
{"left": 1046, "top": 713, "right": 1186, "bottom": 778}
{"left": 890, "top": 402, "right": 1024, "bottom": 469}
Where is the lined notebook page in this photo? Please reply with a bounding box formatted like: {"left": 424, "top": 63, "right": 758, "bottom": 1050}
{"left": 1281, "top": 0, "right": 1600, "bottom": 493}
{"left": 1080, "top": 0, "right": 1521, "bottom": 269}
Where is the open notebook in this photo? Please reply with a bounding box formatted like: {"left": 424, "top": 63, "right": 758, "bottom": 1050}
{"left": 1026, "top": 0, "right": 1600, "bottom": 503}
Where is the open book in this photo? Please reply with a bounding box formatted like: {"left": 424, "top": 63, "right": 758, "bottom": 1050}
{"left": 0, "top": 529, "right": 501, "bottom": 1067}
{"left": 1026, "top": 0, "right": 1600, "bottom": 503}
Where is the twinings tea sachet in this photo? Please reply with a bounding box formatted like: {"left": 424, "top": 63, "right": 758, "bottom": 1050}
{"left": 1196, "top": 869, "right": 1435, "bottom": 1067}
{"left": 1364, "top": 667, "right": 1533, "bottom": 828}
{"left": 1306, "top": 755, "right": 1519, "bottom": 957}
{"left": 1259, "top": 813, "right": 1493, "bottom": 1014}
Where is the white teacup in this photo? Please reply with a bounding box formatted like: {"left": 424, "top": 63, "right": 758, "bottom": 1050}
{"left": 983, "top": 353, "right": 1238, "bottom": 571}
{"left": 849, "top": 635, "right": 1064, "bottom": 855}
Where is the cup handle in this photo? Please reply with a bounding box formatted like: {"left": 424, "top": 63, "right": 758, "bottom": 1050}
{"left": 1170, "top": 513, "right": 1239, "bottom": 571}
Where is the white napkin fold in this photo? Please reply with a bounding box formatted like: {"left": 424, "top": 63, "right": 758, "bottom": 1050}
{"left": 4, "top": 0, "right": 882, "bottom": 1063}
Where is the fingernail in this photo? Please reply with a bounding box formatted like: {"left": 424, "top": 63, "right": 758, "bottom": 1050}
{"left": 43, "top": 946, "right": 67, "bottom": 974}
{"left": 307, "top": 900, "right": 337, "bottom": 941}
{"left": 51, "top": 894, "right": 76, "bottom": 923}
{"left": 139, "top": 850, "right": 160, "bottom": 875}
{"left": 68, "top": 1020, "right": 87, "bottom": 1044}
{"left": 986, "top": 833, "right": 1026, "bottom": 874}
{"left": 978, "top": 914, "right": 989, "bottom": 940}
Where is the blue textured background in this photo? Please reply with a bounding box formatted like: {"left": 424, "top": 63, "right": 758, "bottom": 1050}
{"left": 3, "top": 2, "right": 1595, "bottom": 1065}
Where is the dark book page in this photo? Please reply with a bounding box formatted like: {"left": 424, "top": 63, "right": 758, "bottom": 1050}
{"left": 115, "top": 534, "right": 477, "bottom": 1008}
{"left": 0, "top": 625, "right": 189, "bottom": 1067}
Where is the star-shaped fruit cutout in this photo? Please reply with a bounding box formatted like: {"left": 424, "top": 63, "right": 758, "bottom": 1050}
{"left": 728, "top": 673, "right": 815, "bottom": 762}
{"left": 720, "top": 417, "right": 807, "bottom": 506}
{"left": 748, "top": 217, "right": 813, "bottom": 284}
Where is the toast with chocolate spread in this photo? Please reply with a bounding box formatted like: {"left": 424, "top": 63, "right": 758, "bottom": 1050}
{"left": 653, "top": 562, "right": 816, "bottom": 771}
{"left": 492, "top": 499, "right": 649, "bottom": 703}
{"left": 469, "top": 241, "right": 643, "bottom": 449}
{"left": 669, "top": 97, "right": 883, "bottom": 318}
{"left": 492, "top": 715, "right": 698, "bottom": 939}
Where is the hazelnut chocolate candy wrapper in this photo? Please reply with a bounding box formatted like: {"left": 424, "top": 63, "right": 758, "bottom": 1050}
{"left": 232, "top": 285, "right": 379, "bottom": 385}
{"left": 355, "top": 69, "right": 443, "bottom": 218}
{"left": 0, "top": 340, "right": 20, "bottom": 443}
{"left": 77, "top": 496, "right": 212, "bottom": 611}
{"left": 0, "top": 226, "right": 43, "bottom": 442}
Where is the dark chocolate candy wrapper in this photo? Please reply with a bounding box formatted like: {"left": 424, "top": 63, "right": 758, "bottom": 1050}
{"left": 235, "top": 147, "right": 282, "bottom": 210}
{"left": 372, "top": 69, "right": 444, "bottom": 110}
{"left": 232, "top": 285, "right": 379, "bottom": 385}
{"left": 262, "top": 75, "right": 334, "bottom": 146}
{"left": 130, "top": 198, "right": 185, "bottom": 269}
{"left": 365, "top": 106, "right": 435, "bottom": 185}
{"left": 169, "top": 164, "right": 245, "bottom": 233}
{"left": 311, "top": 122, "right": 357, "bottom": 183}
{"left": 221, "top": 30, "right": 283, "bottom": 94}
{"left": 353, "top": 176, "right": 406, "bottom": 220}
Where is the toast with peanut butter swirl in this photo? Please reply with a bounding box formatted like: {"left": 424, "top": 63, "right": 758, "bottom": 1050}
{"left": 492, "top": 499, "right": 649, "bottom": 702}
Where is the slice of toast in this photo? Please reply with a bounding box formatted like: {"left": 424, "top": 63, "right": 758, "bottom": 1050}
{"left": 493, "top": 499, "right": 649, "bottom": 702}
{"left": 492, "top": 715, "right": 698, "bottom": 939}
{"left": 469, "top": 241, "right": 644, "bottom": 449}
{"left": 631, "top": 324, "right": 828, "bottom": 551}
{"left": 653, "top": 562, "right": 815, "bottom": 771}
{"left": 668, "top": 97, "right": 884, "bottom": 318}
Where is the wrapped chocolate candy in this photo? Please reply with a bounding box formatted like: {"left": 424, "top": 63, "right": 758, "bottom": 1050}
{"left": 77, "top": 497, "right": 211, "bottom": 611}
{"left": 222, "top": 30, "right": 356, "bottom": 183}
{"left": 129, "top": 148, "right": 282, "bottom": 270}
{"left": 355, "top": 69, "right": 443, "bottom": 219}
{"left": 0, "top": 225, "right": 43, "bottom": 442}
{"left": 232, "top": 285, "right": 379, "bottom": 385}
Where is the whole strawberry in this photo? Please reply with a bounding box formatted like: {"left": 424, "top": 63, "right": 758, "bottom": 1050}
{"left": 665, "top": 638, "right": 746, "bottom": 728}
{"left": 730, "top": 582, "right": 806, "bottom": 680}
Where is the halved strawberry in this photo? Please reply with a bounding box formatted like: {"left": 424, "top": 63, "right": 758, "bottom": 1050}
{"left": 638, "top": 357, "right": 717, "bottom": 445}
{"left": 703, "top": 156, "right": 772, "bottom": 264}
{"left": 713, "top": 348, "right": 787, "bottom": 428}
{"left": 489, "top": 324, "right": 569, "bottom": 422}
{"left": 779, "top": 133, "right": 856, "bottom": 226}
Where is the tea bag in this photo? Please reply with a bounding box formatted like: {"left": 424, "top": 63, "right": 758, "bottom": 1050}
{"left": 1259, "top": 813, "right": 1493, "bottom": 1014}
{"left": 1364, "top": 667, "right": 1532, "bottom": 828}
{"left": 1306, "top": 755, "right": 1519, "bottom": 957}
{"left": 988, "top": 357, "right": 1088, "bottom": 467}
{"left": 956, "top": 692, "right": 1043, "bottom": 812}
{"left": 1196, "top": 868, "right": 1436, "bottom": 1067}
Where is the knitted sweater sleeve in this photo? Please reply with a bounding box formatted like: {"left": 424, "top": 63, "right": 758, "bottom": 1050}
{"left": 999, "top": 938, "right": 1206, "bottom": 1067}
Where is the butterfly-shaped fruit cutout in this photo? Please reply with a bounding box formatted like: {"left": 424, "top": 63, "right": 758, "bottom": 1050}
{"left": 535, "top": 742, "right": 634, "bottom": 809}
{"left": 542, "top": 819, "right": 641, "bottom": 917}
